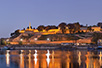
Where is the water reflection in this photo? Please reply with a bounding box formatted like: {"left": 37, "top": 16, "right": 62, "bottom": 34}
{"left": 52, "top": 50, "right": 54, "bottom": 68}
{"left": 34, "top": 50, "right": 39, "bottom": 68}
{"left": 28, "top": 50, "right": 31, "bottom": 68}
{"left": 99, "top": 51, "right": 102, "bottom": 66}
{"left": 78, "top": 51, "right": 81, "bottom": 66}
{"left": 34, "top": 50, "right": 37, "bottom": 65}
{"left": 46, "top": 50, "right": 50, "bottom": 66}
{"left": 20, "top": 50, "right": 24, "bottom": 68}
{"left": 6, "top": 50, "right": 10, "bottom": 67}
{"left": 1, "top": 50, "right": 102, "bottom": 68}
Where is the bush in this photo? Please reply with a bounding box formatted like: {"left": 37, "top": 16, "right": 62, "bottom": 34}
{"left": 92, "top": 32, "right": 102, "bottom": 44}
{"left": 0, "top": 39, "right": 6, "bottom": 45}
{"left": 19, "top": 41, "right": 22, "bottom": 45}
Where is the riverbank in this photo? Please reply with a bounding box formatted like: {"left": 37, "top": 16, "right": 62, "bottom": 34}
{"left": 0, "top": 44, "right": 98, "bottom": 50}
{"left": 9, "top": 38, "right": 92, "bottom": 45}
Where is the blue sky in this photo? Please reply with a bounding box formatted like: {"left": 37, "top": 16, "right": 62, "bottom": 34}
{"left": 0, "top": 0, "right": 102, "bottom": 38}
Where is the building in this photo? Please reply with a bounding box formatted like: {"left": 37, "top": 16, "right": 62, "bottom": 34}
{"left": 91, "top": 27, "right": 101, "bottom": 32}
{"left": 19, "top": 23, "right": 35, "bottom": 33}
{"left": 80, "top": 26, "right": 88, "bottom": 32}
{"left": 19, "top": 23, "right": 62, "bottom": 35}
{"left": 97, "top": 22, "right": 102, "bottom": 27}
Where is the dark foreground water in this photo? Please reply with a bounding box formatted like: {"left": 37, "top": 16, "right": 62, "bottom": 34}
{"left": 0, "top": 50, "right": 102, "bottom": 68}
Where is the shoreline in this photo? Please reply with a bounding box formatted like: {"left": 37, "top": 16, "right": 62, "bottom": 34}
{"left": 0, "top": 44, "right": 98, "bottom": 50}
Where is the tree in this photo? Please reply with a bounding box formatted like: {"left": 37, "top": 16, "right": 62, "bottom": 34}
{"left": 0, "top": 39, "right": 6, "bottom": 45}
{"left": 87, "top": 26, "right": 92, "bottom": 31}
{"left": 19, "top": 41, "right": 22, "bottom": 45}
{"left": 37, "top": 25, "right": 45, "bottom": 32}
{"left": 45, "top": 25, "right": 51, "bottom": 31}
{"left": 92, "top": 32, "right": 102, "bottom": 44}
{"left": 68, "top": 22, "right": 80, "bottom": 34}
{"left": 11, "top": 29, "right": 21, "bottom": 38}
{"left": 97, "top": 22, "right": 102, "bottom": 27}
{"left": 33, "top": 27, "right": 35, "bottom": 29}
{"left": 58, "top": 22, "right": 67, "bottom": 34}
{"left": 50, "top": 25, "right": 57, "bottom": 29}
{"left": 27, "top": 26, "right": 32, "bottom": 29}
{"left": 22, "top": 28, "right": 25, "bottom": 30}
{"left": 45, "top": 25, "right": 57, "bottom": 31}
{"left": 73, "top": 22, "right": 80, "bottom": 33}
{"left": 68, "top": 24, "right": 74, "bottom": 34}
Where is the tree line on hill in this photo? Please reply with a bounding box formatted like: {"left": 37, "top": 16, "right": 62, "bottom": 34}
{"left": 37, "top": 22, "right": 80, "bottom": 34}
{"left": 1, "top": 22, "right": 102, "bottom": 45}
{"left": 10, "top": 22, "right": 102, "bottom": 38}
{"left": 35, "top": 22, "right": 102, "bottom": 33}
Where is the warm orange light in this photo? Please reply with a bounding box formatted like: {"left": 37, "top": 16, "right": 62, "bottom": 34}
{"left": 20, "top": 51, "right": 24, "bottom": 68}
{"left": 78, "top": 51, "right": 81, "bottom": 66}
{"left": 6, "top": 50, "right": 10, "bottom": 67}
{"left": 99, "top": 52, "right": 102, "bottom": 66}
{"left": 28, "top": 50, "right": 31, "bottom": 68}
{"left": 46, "top": 50, "right": 51, "bottom": 66}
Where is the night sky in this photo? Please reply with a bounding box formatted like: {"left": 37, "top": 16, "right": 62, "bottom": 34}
{"left": 0, "top": 0, "right": 102, "bottom": 38}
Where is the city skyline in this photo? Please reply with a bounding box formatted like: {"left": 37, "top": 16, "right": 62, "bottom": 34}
{"left": 0, "top": 0, "right": 102, "bottom": 38}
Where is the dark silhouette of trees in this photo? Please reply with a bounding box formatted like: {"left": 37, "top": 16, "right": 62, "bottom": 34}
{"left": 45, "top": 25, "right": 57, "bottom": 31}
{"left": 58, "top": 22, "right": 67, "bottom": 34}
{"left": 92, "top": 32, "right": 102, "bottom": 44}
{"left": 68, "top": 22, "right": 80, "bottom": 33}
{"left": 97, "top": 22, "right": 102, "bottom": 27}
{"left": 73, "top": 22, "right": 80, "bottom": 33}
{"left": 50, "top": 25, "right": 57, "bottom": 29}
{"left": 68, "top": 24, "right": 74, "bottom": 34}
{"left": 23, "top": 28, "right": 25, "bottom": 30}
{"left": 27, "top": 26, "right": 32, "bottom": 29}
{"left": 33, "top": 27, "right": 35, "bottom": 29}
{"left": 11, "top": 29, "right": 21, "bottom": 38}
{"left": 0, "top": 38, "right": 6, "bottom": 45}
{"left": 45, "top": 25, "right": 51, "bottom": 31}
{"left": 37, "top": 25, "right": 45, "bottom": 32}
{"left": 87, "top": 26, "right": 92, "bottom": 31}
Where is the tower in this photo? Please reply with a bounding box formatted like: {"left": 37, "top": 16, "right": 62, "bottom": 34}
{"left": 29, "top": 22, "right": 31, "bottom": 29}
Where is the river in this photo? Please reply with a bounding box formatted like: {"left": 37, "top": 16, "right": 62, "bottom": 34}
{"left": 0, "top": 50, "right": 102, "bottom": 68}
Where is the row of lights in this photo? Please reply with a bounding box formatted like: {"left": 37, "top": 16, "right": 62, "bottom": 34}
{"left": 20, "top": 38, "right": 50, "bottom": 41}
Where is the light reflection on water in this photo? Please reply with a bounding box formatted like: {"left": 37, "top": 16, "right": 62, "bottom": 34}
{"left": 34, "top": 50, "right": 37, "bottom": 65}
{"left": 0, "top": 50, "right": 102, "bottom": 68}
{"left": 6, "top": 50, "right": 10, "bottom": 67}
{"left": 46, "top": 50, "right": 50, "bottom": 66}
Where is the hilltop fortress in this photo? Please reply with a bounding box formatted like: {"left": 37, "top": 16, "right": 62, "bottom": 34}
{"left": 19, "top": 23, "right": 63, "bottom": 35}
{"left": 19, "top": 23, "right": 101, "bottom": 35}
{"left": 1, "top": 22, "right": 102, "bottom": 45}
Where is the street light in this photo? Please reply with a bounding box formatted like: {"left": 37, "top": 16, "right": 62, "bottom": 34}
{"left": 34, "top": 38, "right": 37, "bottom": 41}
{"left": 47, "top": 38, "right": 50, "bottom": 41}
{"left": 20, "top": 39, "right": 23, "bottom": 41}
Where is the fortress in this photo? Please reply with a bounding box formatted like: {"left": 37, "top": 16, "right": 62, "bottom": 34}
{"left": 19, "top": 23, "right": 64, "bottom": 35}
{"left": 19, "top": 23, "right": 101, "bottom": 35}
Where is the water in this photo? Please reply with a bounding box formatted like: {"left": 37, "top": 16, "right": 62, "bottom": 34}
{"left": 0, "top": 50, "right": 102, "bottom": 68}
